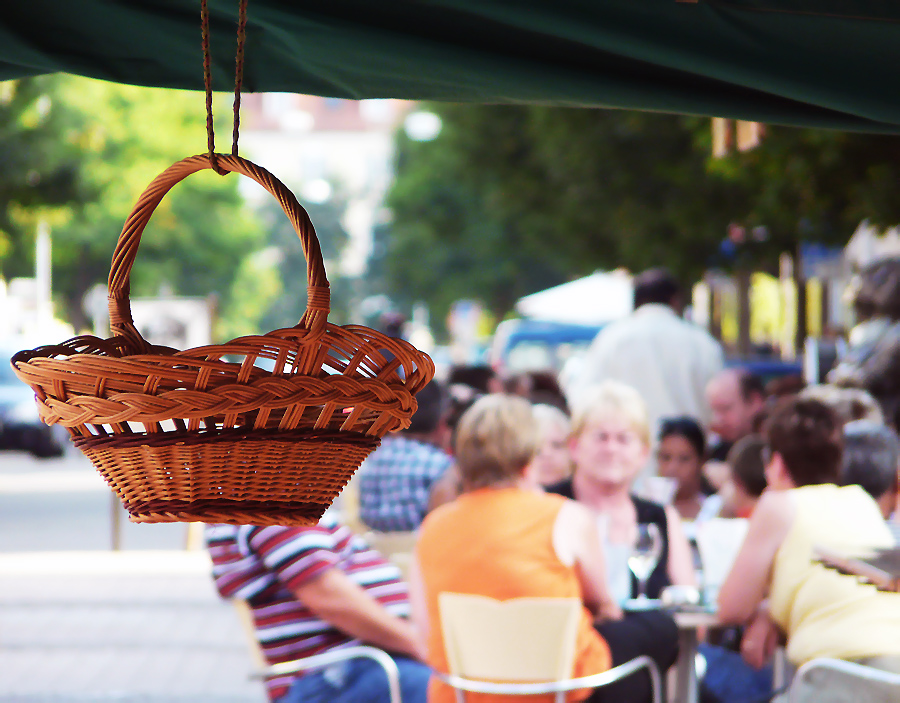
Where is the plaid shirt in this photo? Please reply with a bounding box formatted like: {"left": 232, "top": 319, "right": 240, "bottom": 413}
{"left": 358, "top": 435, "right": 454, "bottom": 532}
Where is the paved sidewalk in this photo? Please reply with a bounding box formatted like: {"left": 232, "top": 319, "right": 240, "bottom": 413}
{"left": 0, "top": 551, "right": 267, "bottom": 703}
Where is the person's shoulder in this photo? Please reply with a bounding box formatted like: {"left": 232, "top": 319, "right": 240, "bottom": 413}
{"left": 418, "top": 493, "right": 463, "bottom": 533}
{"left": 555, "top": 497, "right": 595, "bottom": 536}
{"left": 751, "top": 490, "right": 795, "bottom": 536}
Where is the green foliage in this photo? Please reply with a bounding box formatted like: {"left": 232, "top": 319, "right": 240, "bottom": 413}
{"left": 709, "top": 126, "right": 900, "bottom": 259}
{"left": 0, "top": 76, "right": 87, "bottom": 275}
{"left": 384, "top": 104, "right": 741, "bottom": 326}
{"left": 254, "top": 195, "right": 352, "bottom": 331}
{"left": 385, "top": 105, "right": 900, "bottom": 333}
{"left": 0, "top": 74, "right": 265, "bottom": 333}
{"left": 215, "top": 247, "right": 283, "bottom": 340}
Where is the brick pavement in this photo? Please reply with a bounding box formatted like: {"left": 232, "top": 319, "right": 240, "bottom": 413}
{"left": 0, "top": 551, "right": 267, "bottom": 703}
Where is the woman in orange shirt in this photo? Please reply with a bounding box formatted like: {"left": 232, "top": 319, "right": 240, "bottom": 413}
{"left": 410, "top": 393, "right": 666, "bottom": 703}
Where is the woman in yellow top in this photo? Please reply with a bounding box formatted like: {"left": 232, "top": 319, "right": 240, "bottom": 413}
{"left": 718, "top": 397, "right": 900, "bottom": 689}
{"left": 411, "top": 394, "right": 629, "bottom": 703}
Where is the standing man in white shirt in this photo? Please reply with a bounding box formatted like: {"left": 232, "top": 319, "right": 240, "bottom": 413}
{"left": 571, "top": 268, "right": 724, "bottom": 438}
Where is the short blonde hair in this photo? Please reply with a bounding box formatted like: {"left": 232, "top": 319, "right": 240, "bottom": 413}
{"left": 455, "top": 394, "right": 539, "bottom": 490}
{"left": 570, "top": 381, "right": 650, "bottom": 445}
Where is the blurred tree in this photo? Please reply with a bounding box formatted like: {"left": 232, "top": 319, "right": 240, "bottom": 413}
{"left": 1, "top": 74, "right": 265, "bottom": 334}
{"left": 384, "top": 104, "right": 743, "bottom": 329}
{"left": 253, "top": 194, "right": 352, "bottom": 332}
{"left": 0, "top": 76, "right": 88, "bottom": 279}
{"left": 709, "top": 126, "right": 900, "bottom": 265}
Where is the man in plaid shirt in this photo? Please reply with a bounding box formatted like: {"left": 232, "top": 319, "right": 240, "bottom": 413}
{"left": 359, "top": 381, "right": 454, "bottom": 532}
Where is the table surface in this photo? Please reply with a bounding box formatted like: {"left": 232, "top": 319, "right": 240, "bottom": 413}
{"left": 671, "top": 608, "right": 720, "bottom": 628}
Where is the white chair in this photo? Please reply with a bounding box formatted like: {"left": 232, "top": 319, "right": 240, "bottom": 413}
{"left": 694, "top": 517, "right": 749, "bottom": 601}
{"left": 788, "top": 657, "right": 900, "bottom": 703}
{"left": 233, "top": 600, "right": 402, "bottom": 703}
{"left": 436, "top": 592, "right": 662, "bottom": 703}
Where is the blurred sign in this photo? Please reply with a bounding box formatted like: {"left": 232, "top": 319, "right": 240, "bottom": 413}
{"left": 800, "top": 242, "right": 843, "bottom": 279}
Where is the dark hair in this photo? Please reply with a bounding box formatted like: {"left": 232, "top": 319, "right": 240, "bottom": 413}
{"left": 447, "top": 364, "right": 497, "bottom": 394}
{"left": 764, "top": 374, "right": 805, "bottom": 399}
{"left": 504, "top": 370, "right": 569, "bottom": 413}
{"left": 736, "top": 369, "right": 766, "bottom": 402}
{"left": 658, "top": 416, "right": 706, "bottom": 459}
{"left": 841, "top": 421, "right": 900, "bottom": 500}
{"left": 765, "top": 398, "right": 843, "bottom": 486}
{"left": 726, "top": 434, "right": 768, "bottom": 497}
{"left": 633, "top": 267, "right": 680, "bottom": 308}
{"left": 406, "top": 380, "right": 446, "bottom": 434}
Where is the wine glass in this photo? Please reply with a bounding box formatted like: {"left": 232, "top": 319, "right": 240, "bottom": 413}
{"left": 628, "top": 523, "right": 663, "bottom": 601}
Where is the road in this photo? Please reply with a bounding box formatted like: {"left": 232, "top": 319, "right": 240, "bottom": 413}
{"left": 0, "top": 446, "right": 190, "bottom": 552}
{"left": 0, "top": 445, "right": 267, "bottom": 702}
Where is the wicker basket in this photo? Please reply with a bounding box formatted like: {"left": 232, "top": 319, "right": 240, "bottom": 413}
{"left": 11, "top": 154, "right": 435, "bottom": 526}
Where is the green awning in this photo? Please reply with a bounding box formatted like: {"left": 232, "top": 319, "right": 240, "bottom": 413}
{"left": 3, "top": 1, "right": 900, "bottom": 132}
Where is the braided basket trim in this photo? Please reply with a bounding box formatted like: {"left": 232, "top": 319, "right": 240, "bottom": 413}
{"left": 12, "top": 321, "right": 434, "bottom": 438}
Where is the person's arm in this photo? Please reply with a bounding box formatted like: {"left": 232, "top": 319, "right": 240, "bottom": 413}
{"left": 407, "top": 553, "right": 430, "bottom": 645}
{"left": 427, "top": 464, "right": 460, "bottom": 514}
{"left": 717, "top": 491, "right": 794, "bottom": 624}
{"left": 740, "top": 602, "right": 783, "bottom": 670}
{"left": 555, "top": 501, "right": 622, "bottom": 621}
{"left": 664, "top": 505, "right": 697, "bottom": 587}
{"left": 293, "top": 567, "right": 425, "bottom": 660}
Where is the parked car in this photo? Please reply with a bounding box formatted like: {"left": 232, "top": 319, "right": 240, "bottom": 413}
{"left": 0, "top": 353, "right": 66, "bottom": 458}
{"left": 725, "top": 356, "right": 803, "bottom": 387}
{"left": 489, "top": 319, "right": 604, "bottom": 376}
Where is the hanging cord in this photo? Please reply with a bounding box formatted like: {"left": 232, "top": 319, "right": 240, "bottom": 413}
{"left": 200, "top": 0, "right": 248, "bottom": 175}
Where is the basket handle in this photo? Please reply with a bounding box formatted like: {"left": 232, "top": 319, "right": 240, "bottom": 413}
{"left": 107, "top": 153, "right": 330, "bottom": 351}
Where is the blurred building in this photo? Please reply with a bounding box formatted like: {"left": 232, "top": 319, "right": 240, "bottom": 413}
{"left": 237, "top": 95, "right": 413, "bottom": 277}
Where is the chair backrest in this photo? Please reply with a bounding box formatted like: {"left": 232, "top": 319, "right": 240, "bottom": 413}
{"left": 233, "top": 599, "right": 269, "bottom": 671}
{"left": 790, "top": 657, "right": 900, "bottom": 703}
{"left": 439, "top": 593, "right": 581, "bottom": 683}
{"left": 695, "top": 518, "right": 749, "bottom": 596}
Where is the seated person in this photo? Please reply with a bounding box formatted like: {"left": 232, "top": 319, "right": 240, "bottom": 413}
{"left": 547, "top": 381, "right": 696, "bottom": 604}
{"left": 718, "top": 434, "right": 768, "bottom": 519}
{"left": 525, "top": 403, "right": 574, "bottom": 488}
{"left": 841, "top": 420, "right": 899, "bottom": 520}
{"left": 706, "top": 368, "right": 767, "bottom": 462}
{"left": 205, "top": 519, "right": 430, "bottom": 703}
{"left": 358, "top": 380, "right": 454, "bottom": 532}
{"left": 718, "top": 398, "right": 900, "bottom": 694}
{"left": 411, "top": 393, "right": 676, "bottom": 703}
{"left": 656, "top": 416, "right": 719, "bottom": 522}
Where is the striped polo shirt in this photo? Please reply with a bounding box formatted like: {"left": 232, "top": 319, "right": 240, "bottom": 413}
{"left": 205, "top": 518, "right": 411, "bottom": 701}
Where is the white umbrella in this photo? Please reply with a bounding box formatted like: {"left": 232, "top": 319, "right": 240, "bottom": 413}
{"left": 515, "top": 271, "right": 633, "bottom": 325}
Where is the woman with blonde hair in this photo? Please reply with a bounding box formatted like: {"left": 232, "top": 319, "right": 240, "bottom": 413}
{"left": 411, "top": 393, "right": 625, "bottom": 703}
{"left": 547, "top": 381, "right": 696, "bottom": 601}
{"left": 526, "top": 403, "right": 574, "bottom": 488}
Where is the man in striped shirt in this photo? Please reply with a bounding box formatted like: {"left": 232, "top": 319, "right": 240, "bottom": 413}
{"left": 206, "top": 517, "right": 430, "bottom": 703}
